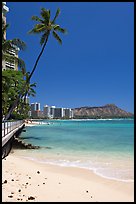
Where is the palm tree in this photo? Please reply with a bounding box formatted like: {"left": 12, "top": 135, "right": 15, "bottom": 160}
{"left": 5, "top": 7, "right": 67, "bottom": 120}
{"left": 27, "top": 7, "right": 67, "bottom": 81}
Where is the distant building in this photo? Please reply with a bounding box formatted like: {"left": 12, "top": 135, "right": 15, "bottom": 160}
{"left": 31, "top": 103, "right": 36, "bottom": 112}
{"left": 43, "top": 105, "right": 50, "bottom": 118}
{"left": 50, "top": 106, "right": 56, "bottom": 118}
{"left": 32, "top": 110, "right": 43, "bottom": 118}
{"left": 64, "top": 108, "right": 73, "bottom": 118}
{"left": 70, "top": 109, "right": 74, "bottom": 118}
{"left": 35, "top": 102, "right": 40, "bottom": 111}
{"left": 30, "top": 102, "right": 41, "bottom": 118}
{"left": 31, "top": 103, "right": 73, "bottom": 119}
{"left": 54, "top": 107, "right": 64, "bottom": 118}
{"left": 43, "top": 105, "right": 56, "bottom": 118}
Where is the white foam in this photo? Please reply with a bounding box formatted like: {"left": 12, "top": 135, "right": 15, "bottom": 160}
{"left": 21, "top": 155, "right": 134, "bottom": 183}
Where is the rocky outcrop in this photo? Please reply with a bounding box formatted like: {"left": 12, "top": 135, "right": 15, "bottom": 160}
{"left": 12, "top": 138, "right": 40, "bottom": 149}
{"left": 73, "top": 104, "right": 134, "bottom": 119}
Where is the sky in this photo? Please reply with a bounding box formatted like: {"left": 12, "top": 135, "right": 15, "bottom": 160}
{"left": 6, "top": 2, "right": 134, "bottom": 113}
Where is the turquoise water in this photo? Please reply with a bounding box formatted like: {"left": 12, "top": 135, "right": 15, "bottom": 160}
{"left": 18, "top": 119, "right": 134, "bottom": 182}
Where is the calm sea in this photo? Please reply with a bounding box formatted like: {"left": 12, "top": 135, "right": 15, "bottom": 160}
{"left": 17, "top": 119, "right": 134, "bottom": 182}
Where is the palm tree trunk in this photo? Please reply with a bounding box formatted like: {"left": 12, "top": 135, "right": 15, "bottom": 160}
{"left": 27, "top": 35, "right": 49, "bottom": 83}
{"left": 19, "top": 92, "right": 27, "bottom": 115}
{"left": 4, "top": 35, "right": 49, "bottom": 120}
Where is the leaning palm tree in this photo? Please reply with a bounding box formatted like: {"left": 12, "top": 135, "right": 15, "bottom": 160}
{"left": 27, "top": 7, "right": 67, "bottom": 81}
{"left": 5, "top": 7, "right": 67, "bottom": 120}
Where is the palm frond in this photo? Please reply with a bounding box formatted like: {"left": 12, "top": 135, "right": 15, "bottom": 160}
{"left": 11, "top": 39, "right": 26, "bottom": 51}
{"left": 28, "top": 24, "right": 48, "bottom": 34}
{"left": 17, "top": 58, "right": 26, "bottom": 70}
{"left": 2, "top": 40, "right": 13, "bottom": 52}
{"left": 53, "top": 25, "right": 67, "bottom": 34}
{"left": 52, "top": 31, "right": 62, "bottom": 45}
{"left": 30, "top": 83, "right": 37, "bottom": 88}
{"left": 31, "top": 15, "right": 43, "bottom": 23}
{"left": 52, "top": 8, "right": 60, "bottom": 24}
{"left": 41, "top": 8, "right": 50, "bottom": 24}
{"left": 3, "top": 39, "right": 26, "bottom": 52}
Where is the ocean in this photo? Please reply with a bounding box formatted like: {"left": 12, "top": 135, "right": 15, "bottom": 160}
{"left": 16, "top": 119, "right": 134, "bottom": 182}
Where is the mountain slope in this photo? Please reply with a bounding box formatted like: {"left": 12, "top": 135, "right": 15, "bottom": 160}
{"left": 73, "top": 104, "right": 133, "bottom": 118}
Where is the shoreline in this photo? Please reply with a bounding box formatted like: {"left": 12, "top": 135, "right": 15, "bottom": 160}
{"left": 2, "top": 152, "right": 134, "bottom": 202}
{"left": 14, "top": 149, "right": 134, "bottom": 183}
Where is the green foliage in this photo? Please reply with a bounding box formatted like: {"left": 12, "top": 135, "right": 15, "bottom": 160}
{"left": 28, "top": 7, "right": 67, "bottom": 46}
{"left": 2, "top": 70, "right": 24, "bottom": 115}
{"left": 2, "top": 69, "right": 36, "bottom": 120}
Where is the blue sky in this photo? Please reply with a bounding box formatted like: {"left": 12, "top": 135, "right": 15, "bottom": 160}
{"left": 6, "top": 2, "right": 134, "bottom": 113}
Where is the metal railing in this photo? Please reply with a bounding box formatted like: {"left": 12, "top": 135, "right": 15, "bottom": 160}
{"left": 2, "top": 120, "right": 24, "bottom": 138}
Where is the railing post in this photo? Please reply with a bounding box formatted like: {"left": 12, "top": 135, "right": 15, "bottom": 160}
{"left": 4, "top": 121, "right": 5, "bottom": 137}
{"left": 7, "top": 121, "right": 8, "bottom": 135}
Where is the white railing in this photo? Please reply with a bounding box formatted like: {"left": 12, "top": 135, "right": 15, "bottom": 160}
{"left": 2, "top": 120, "right": 24, "bottom": 138}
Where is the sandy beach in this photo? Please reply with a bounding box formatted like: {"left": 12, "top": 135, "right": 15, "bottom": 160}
{"left": 2, "top": 152, "right": 134, "bottom": 202}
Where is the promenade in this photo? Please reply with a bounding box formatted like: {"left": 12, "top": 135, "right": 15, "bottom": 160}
{"left": 2, "top": 120, "right": 25, "bottom": 158}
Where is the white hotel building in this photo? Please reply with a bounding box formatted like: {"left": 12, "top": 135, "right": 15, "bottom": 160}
{"left": 30, "top": 103, "right": 73, "bottom": 119}
{"left": 2, "top": 2, "right": 19, "bottom": 71}
{"left": 43, "top": 105, "right": 73, "bottom": 119}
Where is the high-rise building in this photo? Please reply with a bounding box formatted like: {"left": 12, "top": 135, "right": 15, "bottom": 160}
{"left": 43, "top": 105, "right": 56, "bottom": 118}
{"left": 31, "top": 103, "right": 36, "bottom": 112}
{"left": 43, "top": 105, "right": 50, "bottom": 118}
{"left": 35, "top": 102, "right": 40, "bottom": 111}
{"left": 30, "top": 102, "right": 41, "bottom": 118}
{"left": 32, "top": 110, "right": 43, "bottom": 118}
{"left": 54, "top": 107, "right": 64, "bottom": 118}
{"left": 2, "top": 2, "right": 19, "bottom": 71}
{"left": 31, "top": 103, "right": 73, "bottom": 119}
{"left": 63, "top": 108, "right": 73, "bottom": 118}
{"left": 31, "top": 102, "right": 40, "bottom": 111}
{"left": 50, "top": 106, "right": 56, "bottom": 118}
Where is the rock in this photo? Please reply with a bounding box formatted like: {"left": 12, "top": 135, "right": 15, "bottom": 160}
{"left": 12, "top": 138, "right": 40, "bottom": 149}
{"left": 28, "top": 196, "right": 35, "bottom": 200}
{"left": 3, "top": 180, "right": 7, "bottom": 184}
{"left": 8, "top": 195, "right": 13, "bottom": 198}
